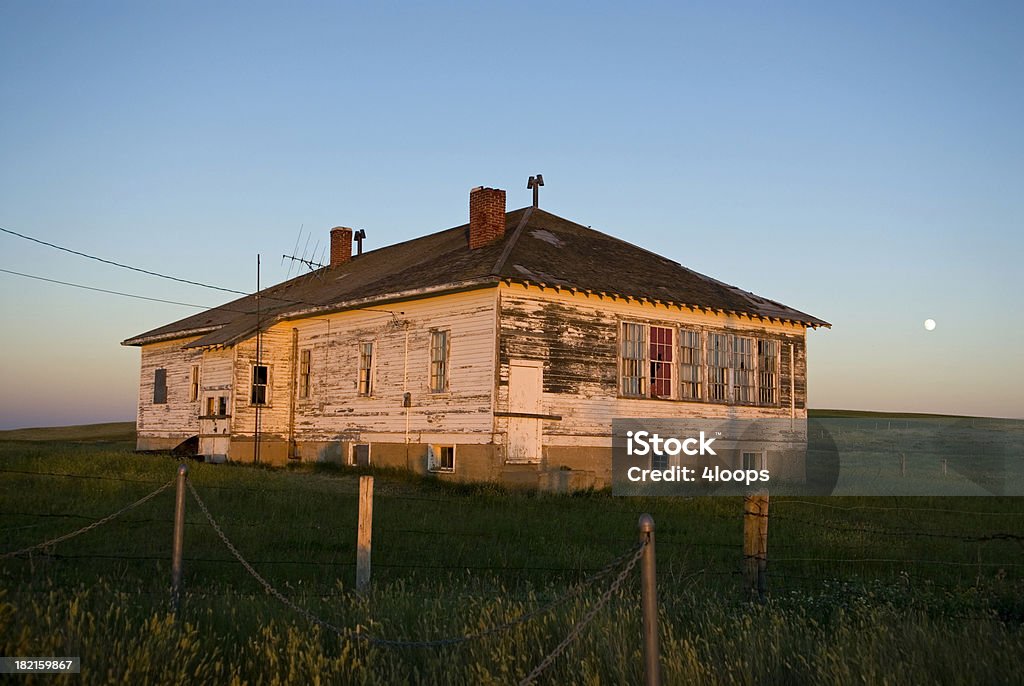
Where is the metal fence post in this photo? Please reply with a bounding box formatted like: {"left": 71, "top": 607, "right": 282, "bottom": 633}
{"left": 638, "top": 513, "right": 661, "bottom": 686}
{"left": 171, "top": 463, "right": 188, "bottom": 612}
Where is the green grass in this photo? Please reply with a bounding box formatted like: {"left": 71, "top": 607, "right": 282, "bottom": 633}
{"left": 2, "top": 440, "right": 1023, "bottom": 684}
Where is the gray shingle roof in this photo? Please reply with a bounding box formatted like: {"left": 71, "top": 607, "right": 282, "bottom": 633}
{"left": 122, "top": 207, "right": 828, "bottom": 347}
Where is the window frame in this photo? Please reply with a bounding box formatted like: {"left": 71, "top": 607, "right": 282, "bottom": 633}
{"left": 678, "top": 328, "right": 703, "bottom": 401}
{"left": 619, "top": 321, "right": 647, "bottom": 398}
{"left": 429, "top": 329, "right": 450, "bottom": 393}
{"left": 189, "top": 365, "right": 200, "bottom": 402}
{"left": 250, "top": 364, "right": 270, "bottom": 406}
{"left": 757, "top": 339, "right": 780, "bottom": 406}
{"left": 427, "top": 444, "right": 456, "bottom": 473}
{"left": 357, "top": 341, "right": 375, "bottom": 397}
{"left": 706, "top": 333, "right": 730, "bottom": 403}
{"left": 299, "top": 348, "right": 311, "bottom": 400}
{"left": 153, "top": 368, "right": 167, "bottom": 405}
{"left": 731, "top": 335, "right": 756, "bottom": 405}
{"left": 648, "top": 325, "right": 675, "bottom": 399}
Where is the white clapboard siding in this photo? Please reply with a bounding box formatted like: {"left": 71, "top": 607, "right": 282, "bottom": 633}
{"left": 136, "top": 336, "right": 203, "bottom": 439}
{"left": 232, "top": 288, "right": 498, "bottom": 442}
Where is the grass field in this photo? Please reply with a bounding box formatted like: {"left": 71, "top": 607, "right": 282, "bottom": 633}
{"left": 1, "top": 426, "right": 1023, "bottom": 684}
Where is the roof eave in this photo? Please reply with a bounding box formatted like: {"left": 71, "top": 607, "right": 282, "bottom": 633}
{"left": 121, "top": 325, "right": 223, "bottom": 347}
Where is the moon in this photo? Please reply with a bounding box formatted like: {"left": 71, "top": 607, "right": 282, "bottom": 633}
{"left": 924, "top": 319, "right": 936, "bottom": 331}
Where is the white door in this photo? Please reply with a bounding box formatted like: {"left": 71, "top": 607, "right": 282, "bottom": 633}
{"left": 507, "top": 359, "right": 543, "bottom": 463}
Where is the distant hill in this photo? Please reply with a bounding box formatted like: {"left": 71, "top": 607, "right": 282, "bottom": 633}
{"left": 0, "top": 422, "right": 136, "bottom": 442}
{"left": 808, "top": 409, "right": 977, "bottom": 420}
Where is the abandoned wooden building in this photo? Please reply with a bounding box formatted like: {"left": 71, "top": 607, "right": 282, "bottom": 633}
{"left": 123, "top": 186, "right": 829, "bottom": 489}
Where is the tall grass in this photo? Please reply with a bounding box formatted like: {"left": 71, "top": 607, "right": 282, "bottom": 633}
{"left": 2, "top": 440, "right": 1023, "bottom": 684}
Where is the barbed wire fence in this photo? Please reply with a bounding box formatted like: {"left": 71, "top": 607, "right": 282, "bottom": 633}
{"left": 3, "top": 463, "right": 1024, "bottom": 680}
{"left": 0, "top": 465, "right": 662, "bottom": 684}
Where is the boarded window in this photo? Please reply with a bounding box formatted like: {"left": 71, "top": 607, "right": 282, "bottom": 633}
{"left": 358, "top": 342, "right": 374, "bottom": 396}
{"left": 427, "top": 444, "right": 455, "bottom": 472}
{"left": 732, "top": 336, "right": 755, "bottom": 403}
{"left": 707, "top": 334, "right": 729, "bottom": 402}
{"left": 679, "top": 329, "right": 702, "bottom": 400}
{"left": 620, "top": 323, "right": 646, "bottom": 397}
{"left": 153, "top": 368, "right": 167, "bottom": 404}
{"left": 758, "top": 339, "right": 778, "bottom": 404}
{"left": 649, "top": 326, "right": 674, "bottom": 398}
{"left": 189, "top": 365, "right": 200, "bottom": 402}
{"left": 299, "top": 349, "right": 311, "bottom": 399}
{"left": 429, "top": 330, "right": 449, "bottom": 393}
{"left": 251, "top": 365, "right": 269, "bottom": 405}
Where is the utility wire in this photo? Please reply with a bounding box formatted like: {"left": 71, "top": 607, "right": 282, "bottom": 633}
{"left": 0, "top": 229, "right": 402, "bottom": 319}
{"left": 0, "top": 268, "right": 228, "bottom": 310}
{"left": 0, "top": 226, "right": 248, "bottom": 295}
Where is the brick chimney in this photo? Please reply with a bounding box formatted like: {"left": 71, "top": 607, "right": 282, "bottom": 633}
{"left": 330, "top": 226, "right": 353, "bottom": 266}
{"left": 469, "top": 187, "right": 507, "bottom": 249}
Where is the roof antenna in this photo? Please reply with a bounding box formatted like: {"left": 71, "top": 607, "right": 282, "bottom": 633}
{"left": 527, "top": 174, "right": 544, "bottom": 208}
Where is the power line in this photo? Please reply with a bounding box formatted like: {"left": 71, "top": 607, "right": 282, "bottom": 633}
{"left": 0, "top": 268, "right": 229, "bottom": 310}
{"left": 0, "top": 226, "right": 248, "bottom": 295}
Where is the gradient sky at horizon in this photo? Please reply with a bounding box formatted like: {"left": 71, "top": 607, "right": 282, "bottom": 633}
{"left": 1, "top": 1, "right": 1022, "bottom": 429}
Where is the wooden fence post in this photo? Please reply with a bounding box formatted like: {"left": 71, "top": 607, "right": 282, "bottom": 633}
{"left": 171, "top": 463, "right": 188, "bottom": 613}
{"left": 356, "top": 475, "right": 374, "bottom": 591}
{"left": 743, "top": 494, "right": 769, "bottom": 602}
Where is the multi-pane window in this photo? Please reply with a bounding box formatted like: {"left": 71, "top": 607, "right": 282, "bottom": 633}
{"left": 153, "top": 368, "right": 167, "bottom": 404}
{"left": 732, "top": 336, "right": 755, "bottom": 403}
{"left": 430, "top": 330, "right": 449, "bottom": 393}
{"left": 358, "top": 342, "right": 374, "bottom": 396}
{"left": 758, "top": 340, "right": 778, "bottom": 404}
{"left": 251, "top": 365, "right": 269, "bottom": 405}
{"left": 679, "top": 329, "right": 702, "bottom": 400}
{"left": 299, "top": 349, "right": 311, "bottom": 399}
{"left": 190, "top": 365, "right": 200, "bottom": 402}
{"left": 707, "top": 334, "right": 729, "bottom": 402}
{"left": 620, "top": 323, "right": 646, "bottom": 397}
{"left": 649, "top": 326, "right": 674, "bottom": 398}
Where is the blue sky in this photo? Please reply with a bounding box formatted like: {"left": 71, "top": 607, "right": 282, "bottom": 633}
{"left": 1, "top": 1, "right": 1022, "bottom": 428}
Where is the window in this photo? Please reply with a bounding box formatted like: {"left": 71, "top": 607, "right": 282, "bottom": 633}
{"left": 207, "top": 396, "right": 228, "bottom": 417}
{"left": 189, "top": 365, "right": 200, "bottom": 402}
{"left": 707, "top": 334, "right": 729, "bottom": 402}
{"left": 649, "top": 326, "right": 674, "bottom": 398}
{"left": 427, "top": 444, "right": 455, "bottom": 472}
{"left": 153, "top": 368, "right": 167, "bottom": 404}
{"left": 732, "top": 336, "right": 755, "bottom": 403}
{"left": 620, "top": 323, "right": 646, "bottom": 397}
{"left": 351, "top": 443, "right": 370, "bottom": 467}
{"left": 429, "top": 330, "right": 449, "bottom": 393}
{"left": 743, "top": 452, "right": 762, "bottom": 470}
{"left": 358, "top": 342, "right": 374, "bottom": 396}
{"left": 679, "top": 329, "right": 702, "bottom": 400}
{"left": 758, "top": 340, "right": 778, "bottom": 404}
{"left": 251, "top": 365, "right": 269, "bottom": 405}
{"left": 299, "top": 349, "right": 311, "bottom": 399}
